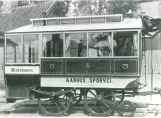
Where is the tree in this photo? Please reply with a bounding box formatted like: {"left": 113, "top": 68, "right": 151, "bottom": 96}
{"left": 52, "top": 1, "right": 71, "bottom": 17}
{"left": 71, "top": 0, "right": 140, "bottom": 16}
{"left": 106, "top": 0, "right": 139, "bottom": 15}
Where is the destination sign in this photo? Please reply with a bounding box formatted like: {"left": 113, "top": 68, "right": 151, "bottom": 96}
{"left": 41, "top": 77, "right": 136, "bottom": 88}
{"left": 66, "top": 77, "right": 112, "bottom": 83}
{"left": 5, "top": 66, "right": 39, "bottom": 74}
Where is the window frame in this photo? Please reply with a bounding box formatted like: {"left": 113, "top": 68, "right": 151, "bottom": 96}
{"left": 5, "top": 29, "right": 140, "bottom": 64}
{"left": 41, "top": 31, "right": 88, "bottom": 58}
{"left": 87, "top": 31, "right": 113, "bottom": 57}
{"left": 41, "top": 32, "right": 65, "bottom": 58}
{"left": 41, "top": 30, "right": 139, "bottom": 58}
{"left": 5, "top": 34, "right": 23, "bottom": 64}
{"left": 112, "top": 30, "right": 139, "bottom": 57}
{"left": 5, "top": 33, "right": 40, "bottom": 64}
{"left": 23, "top": 34, "right": 40, "bottom": 63}
{"left": 64, "top": 32, "right": 87, "bottom": 57}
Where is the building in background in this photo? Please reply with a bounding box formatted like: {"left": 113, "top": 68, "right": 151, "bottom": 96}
{"left": 0, "top": 0, "right": 57, "bottom": 86}
{"left": 0, "top": 0, "right": 49, "bottom": 13}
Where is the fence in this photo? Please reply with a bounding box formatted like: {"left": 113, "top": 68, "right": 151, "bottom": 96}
{"left": 142, "top": 50, "right": 161, "bottom": 74}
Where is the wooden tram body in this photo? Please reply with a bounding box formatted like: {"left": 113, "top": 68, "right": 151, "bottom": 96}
{"left": 4, "top": 14, "right": 144, "bottom": 116}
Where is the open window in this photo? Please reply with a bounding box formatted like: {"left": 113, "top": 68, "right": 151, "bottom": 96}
{"left": 88, "top": 32, "right": 112, "bottom": 57}
{"left": 113, "top": 31, "right": 138, "bottom": 56}
{"left": 23, "top": 34, "right": 39, "bottom": 63}
{"left": 6, "top": 35, "right": 22, "bottom": 63}
{"left": 42, "top": 34, "right": 64, "bottom": 57}
{"left": 65, "top": 33, "right": 87, "bottom": 57}
{"left": 6, "top": 34, "right": 40, "bottom": 63}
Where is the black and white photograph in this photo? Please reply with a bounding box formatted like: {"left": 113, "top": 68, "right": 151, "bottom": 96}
{"left": 0, "top": 0, "right": 161, "bottom": 117}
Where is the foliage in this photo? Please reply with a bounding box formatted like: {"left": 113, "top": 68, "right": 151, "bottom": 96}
{"left": 53, "top": 1, "right": 71, "bottom": 17}
{"left": 106, "top": 0, "right": 139, "bottom": 15}
{"left": 71, "top": 0, "right": 140, "bottom": 16}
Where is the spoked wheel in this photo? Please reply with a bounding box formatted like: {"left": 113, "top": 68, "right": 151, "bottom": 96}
{"left": 115, "top": 90, "right": 125, "bottom": 104}
{"left": 84, "top": 89, "right": 116, "bottom": 116}
{"left": 117, "top": 100, "right": 136, "bottom": 117}
{"left": 37, "top": 88, "right": 73, "bottom": 116}
{"left": 73, "top": 89, "right": 83, "bottom": 105}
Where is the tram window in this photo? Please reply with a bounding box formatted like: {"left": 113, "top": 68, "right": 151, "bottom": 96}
{"left": 42, "top": 34, "right": 63, "bottom": 57}
{"left": 65, "top": 33, "right": 87, "bottom": 57}
{"left": 23, "top": 34, "right": 39, "bottom": 63}
{"left": 113, "top": 31, "right": 138, "bottom": 56}
{"left": 6, "top": 35, "right": 22, "bottom": 63}
{"left": 88, "top": 32, "right": 112, "bottom": 57}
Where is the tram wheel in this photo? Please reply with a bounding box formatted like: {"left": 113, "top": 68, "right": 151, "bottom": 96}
{"left": 73, "top": 89, "right": 83, "bottom": 105}
{"left": 37, "top": 88, "right": 73, "bottom": 116}
{"left": 84, "top": 89, "right": 116, "bottom": 116}
{"left": 115, "top": 90, "right": 125, "bottom": 104}
{"left": 117, "top": 100, "right": 136, "bottom": 117}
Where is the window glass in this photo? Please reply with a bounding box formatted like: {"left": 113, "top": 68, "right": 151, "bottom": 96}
{"left": 42, "top": 34, "right": 64, "bottom": 57}
{"left": 65, "top": 33, "right": 87, "bottom": 57}
{"left": 88, "top": 32, "right": 112, "bottom": 57}
{"left": 23, "top": 34, "right": 39, "bottom": 63}
{"left": 6, "top": 35, "right": 22, "bottom": 63}
{"left": 113, "top": 31, "right": 138, "bottom": 56}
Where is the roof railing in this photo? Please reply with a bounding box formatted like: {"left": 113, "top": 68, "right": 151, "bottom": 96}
{"left": 30, "top": 14, "right": 123, "bottom": 26}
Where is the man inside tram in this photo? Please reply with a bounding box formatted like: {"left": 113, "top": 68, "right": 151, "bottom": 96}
{"left": 46, "top": 34, "right": 63, "bottom": 57}
{"left": 93, "top": 32, "right": 111, "bottom": 56}
{"left": 113, "top": 32, "right": 137, "bottom": 56}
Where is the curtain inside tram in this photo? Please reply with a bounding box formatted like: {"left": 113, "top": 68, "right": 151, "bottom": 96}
{"left": 23, "top": 34, "right": 39, "bottom": 63}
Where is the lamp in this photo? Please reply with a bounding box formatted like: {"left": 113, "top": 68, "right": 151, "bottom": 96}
{"left": 125, "top": 9, "right": 134, "bottom": 18}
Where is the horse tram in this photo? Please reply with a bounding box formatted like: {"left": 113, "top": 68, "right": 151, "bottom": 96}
{"left": 4, "top": 14, "right": 161, "bottom": 116}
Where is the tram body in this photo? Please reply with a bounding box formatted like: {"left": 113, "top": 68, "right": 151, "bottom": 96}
{"left": 4, "top": 14, "right": 143, "bottom": 115}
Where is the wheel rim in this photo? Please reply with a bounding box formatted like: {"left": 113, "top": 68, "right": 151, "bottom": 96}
{"left": 73, "top": 89, "right": 83, "bottom": 105}
{"left": 37, "top": 88, "right": 72, "bottom": 116}
{"left": 84, "top": 89, "right": 116, "bottom": 116}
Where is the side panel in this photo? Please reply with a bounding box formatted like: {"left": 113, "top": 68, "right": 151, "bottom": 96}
{"left": 41, "top": 76, "right": 137, "bottom": 89}
{"left": 40, "top": 58, "right": 140, "bottom": 89}
{"left": 65, "top": 59, "right": 111, "bottom": 74}
{"left": 4, "top": 65, "right": 40, "bottom": 99}
{"left": 41, "top": 58, "right": 139, "bottom": 76}
{"left": 114, "top": 59, "right": 138, "bottom": 74}
{"left": 5, "top": 75, "right": 39, "bottom": 99}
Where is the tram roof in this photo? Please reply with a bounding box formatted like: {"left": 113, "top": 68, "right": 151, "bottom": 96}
{"left": 6, "top": 18, "right": 142, "bottom": 34}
